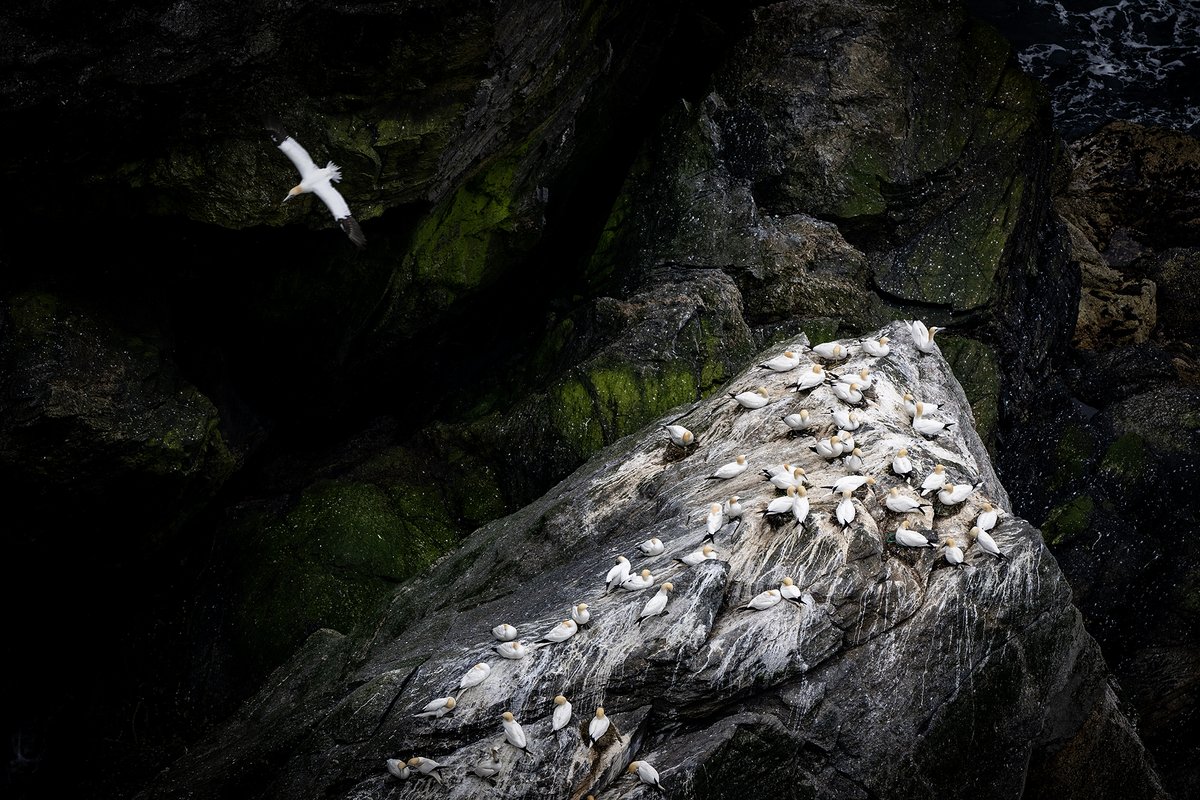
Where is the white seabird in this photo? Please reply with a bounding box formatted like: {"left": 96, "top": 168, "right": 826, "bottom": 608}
{"left": 621, "top": 568, "right": 655, "bottom": 591}
{"left": 760, "top": 350, "right": 801, "bottom": 372}
{"left": 570, "top": 602, "right": 591, "bottom": 625}
{"left": 976, "top": 502, "right": 1001, "bottom": 531}
{"left": 812, "top": 341, "right": 850, "bottom": 360}
{"left": 892, "top": 448, "right": 913, "bottom": 476}
{"left": 763, "top": 462, "right": 793, "bottom": 478}
{"left": 638, "top": 537, "right": 665, "bottom": 556}
{"left": 812, "top": 434, "right": 845, "bottom": 460}
{"left": 538, "top": 619, "right": 579, "bottom": 644}
{"left": 792, "top": 486, "right": 811, "bottom": 524}
{"left": 942, "top": 537, "right": 965, "bottom": 566}
{"left": 741, "top": 588, "right": 782, "bottom": 611}
{"left": 792, "top": 364, "right": 828, "bottom": 391}
{"left": 862, "top": 336, "right": 891, "bottom": 357}
{"left": 723, "top": 496, "right": 744, "bottom": 519}
{"left": 677, "top": 544, "right": 718, "bottom": 566}
{"left": 837, "top": 429, "right": 858, "bottom": 451}
{"left": 265, "top": 119, "right": 367, "bottom": 248}
{"left": 495, "top": 640, "right": 528, "bottom": 659}
{"left": 501, "top": 711, "right": 528, "bottom": 751}
{"left": 707, "top": 454, "right": 748, "bottom": 480}
{"left": 386, "top": 758, "right": 411, "bottom": 780}
{"left": 883, "top": 487, "right": 930, "bottom": 514}
{"left": 836, "top": 367, "right": 874, "bottom": 390}
{"left": 552, "top": 695, "right": 573, "bottom": 731}
{"left": 769, "top": 466, "right": 807, "bottom": 490}
{"left": 780, "top": 576, "right": 802, "bottom": 600}
{"left": 473, "top": 747, "right": 502, "bottom": 781}
{"left": 605, "top": 555, "right": 632, "bottom": 592}
{"left": 832, "top": 382, "right": 865, "bottom": 405}
{"left": 492, "top": 623, "right": 518, "bottom": 642}
{"left": 843, "top": 447, "right": 865, "bottom": 473}
{"left": 826, "top": 474, "right": 875, "bottom": 495}
{"left": 937, "top": 482, "right": 974, "bottom": 505}
{"left": 909, "top": 320, "right": 940, "bottom": 354}
{"left": 663, "top": 424, "right": 695, "bottom": 448}
{"left": 731, "top": 387, "right": 770, "bottom": 409}
{"left": 970, "top": 525, "right": 1006, "bottom": 559}
{"left": 638, "top": 583, "right": 673, "bottom": 621}
{"left": 894, "top": 519, "right": 935, "bottom": 548}
{"left": 919, "top": 464, "right": 948, "bottom": 495}
{"left": 588, "top": 707, "right": 611, "bottom": 746}
{"left": 415, "top": 696, "right": 457, "bottom": 718}
{"left": 764, "top": 485, "right": 797, "bottom": 517}
{"left": 456, "top": 662, "right": 492, "bottom": 697}
{"left": 904, "top": 394, "right": 941, "bottom": 419}
{"left": 832, "top": 407, "right": 862, "bottom": 431}
{"left": 782, "top": 409, "right": 818, "bottom": 433}
{"left": 912, "top": 402, "right": 954, "bottom": 437}
{"left": 628, "top": 760, "right": 665, "bottom": 789}
{"left": 836, "top": 490, "right": 856, "bottom": 527}
{"left": 406, "top": 757, "right": 446, "bottom": 783}
{"left": 703, "top": 504, "right": 725, "bottom": 540}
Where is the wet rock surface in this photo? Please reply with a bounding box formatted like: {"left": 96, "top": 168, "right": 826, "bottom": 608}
{"left": 141, "top": 323, "right": 1163, "bottom": 799}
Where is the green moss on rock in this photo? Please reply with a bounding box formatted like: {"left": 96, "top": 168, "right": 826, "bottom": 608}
{"left": 1052, "top": 423, "right": 1096, "bottom": 490}
{"left": 1100, "top": 432, "right": 1147, "bottom": 480}
{"left": 1042, "top": 495, "right": 1095, "bottom": 546}
{"left": 938, "top": 335, "right": 1000, "bottom": 447}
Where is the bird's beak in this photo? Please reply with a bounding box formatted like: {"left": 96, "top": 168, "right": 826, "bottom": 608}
{"left": 281, "top": 195, "right": 292, "bottom": 204}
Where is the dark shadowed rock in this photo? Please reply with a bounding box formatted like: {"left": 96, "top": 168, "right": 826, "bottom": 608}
{"left": 139, "top": 322, "right": 1164, "bottom": 799}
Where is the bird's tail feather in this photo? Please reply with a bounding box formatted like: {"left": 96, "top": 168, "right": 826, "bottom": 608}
{"left": 326, "top": 161, "right": 343, "bottom": 182}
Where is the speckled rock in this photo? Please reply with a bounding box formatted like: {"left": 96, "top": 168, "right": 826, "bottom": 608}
{"left": 139, "top": 322, "right": 1163, "bottom": 799}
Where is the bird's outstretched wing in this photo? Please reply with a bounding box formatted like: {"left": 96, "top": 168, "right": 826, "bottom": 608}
{"left": 265, "top": 118, "right": 319, "bottom": 179}
{"left": 313, "top": 182, "right": 366, "bottom": 247}
{"left": 338, "top": 217, "right": 367, "bottom": 249}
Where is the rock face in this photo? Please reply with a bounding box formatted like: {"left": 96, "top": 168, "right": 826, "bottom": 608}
{"left": 141, "top": 322, "right": 1163, "bottom": 799}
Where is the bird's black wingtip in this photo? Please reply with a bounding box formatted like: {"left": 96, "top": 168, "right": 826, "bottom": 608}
{"left": 339, "top": 216, "right": 368, "bottom": 248}
{"left": 263, "top": 115, "right": 289, "bottom": 146}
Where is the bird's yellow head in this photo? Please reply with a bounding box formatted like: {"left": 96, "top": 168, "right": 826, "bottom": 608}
{"left": 445, "top": 697, "right": 456, "bottom": 709}
{"left": 554, "top": 695, "right": 567, "bottom": 705}
{"left": 502, "top": 711, "right": 514, "bottom": 721}
{"left": 628, "top": 761, "right": 641, "bottom": 773}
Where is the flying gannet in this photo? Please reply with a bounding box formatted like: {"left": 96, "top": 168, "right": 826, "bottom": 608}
{"left": 265, "top": 119, "right": 366, "bottom": 248}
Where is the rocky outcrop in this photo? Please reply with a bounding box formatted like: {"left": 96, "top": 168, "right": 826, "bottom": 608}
{"left": 141, "top": 322, "right": 1164, "bottom": 799}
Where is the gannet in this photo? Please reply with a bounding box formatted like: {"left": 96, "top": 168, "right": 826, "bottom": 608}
{"left": 501, "top": 711, "right": 528, "bottom": 751}
{"left": 792, "top": 364, "right": 828, "bottom": 391}
{"left": 783, "top": 409, "right": 816, "bottom": 433}
{"left": 605, "top": 555, "right": 632, "bottom": 592}
{"left": 730, "top": 387, "right": 770, "bottom": 409}
{"left": 826, "top": 474, "right": 875, "bottom": 495}
{"left": 763, "top": 462, "right": 793, "bottom": 478}
{"left": 769, "top": 466, "right": 807, "bottom": 490}
{"left": 760, "top": 350, "right": 801, "bottom": 372}
{"left": 473, "top": 747, "right": 502, "bottom": 782}
{"left": 832, "top": 381, "right": 864, "bottom": 405}
{"left": 456, "top": 662, "right": 492, "bottom": 698}
{"left": 588, "top": 707, "right": 611, "bottom": 746}
{"left": 492, "top": 623, "right": 518, "bottom": 642}
{"left": 780, "top": 576, "right": 802, "bottom": 600}
{"left": 742, "top": 588, "right": 782, "bottom": 611}
{"left": 937, "top": 482, "right": 974, "bottom": 505}
{"left": 638, "top": 537, "right": 665, "bottom": 556}
{"left": 415, "top": 696, "right": 456, "bottom": 718}
{"left": 976, "top": 502, "right": 1001, "bottom": 531}
{"left": 495, "top": 640, "right": 528, "bottom": 659}
{"left": 265, "top": 119, "right": 367, "bottom": 248}
{"left": 621, "top": 569, "right": 654, "bottom": 591}
{"left": 832, "top": 407, "right": 862, "bottom": 430}
{"left": 894, "top": 519, "right": 935, "bottom": 548}
{"left": 942, "top": 537, "right": 965, "bottom": 566}
{"left": 909, "top": 320, "right": 940, "bottom": 354}
{"left": 863, "top": 336, "right": 890, "bottom": 357}
{"left": 836, "top": 490, "right": 856, "bottom": 527}
{"left": 386, "top": 758, "right": 411, "bottom": 780}
{"left": 919, "top": 464, "right": 947, "bottom": 495}
{"left": 663, "top": 424, "right": 695, "bottom": 448}
{"left": 638, "top": 583, "right": 673, "bottom": 621}
{"left": 571, "top": 603, "right": 591, "bottom": 625}
{"left": 704, "top": 503, "right": 725, "bottom": 538}
{"left": 836, "top": 367, "right": 874, "bottom": 390}
{"left": 406, "top": 757, "right": 446, "bottom": 783}
{"left": 707, "top": 454, "right": 748, "bottom": 480}
{"left": 764, "top": 485, "right": 797, "bottom": 517}
{"left": 884, "top": 487, "right": 929, "bottom": 514}
{"left": 970, "top": 525, "right": 1006, "bottom": 559}
{"left": 678, "top": 544, "right": 717, "bottom": 566}
{"left": 843, "top": 447, "right": 865, "bottom": 473}
{"left": 837, "top": 429, "right": 857, "bottom": 451}
{"left": 812, "top": 435, "right": 845, "bottom": 459}
{"left": 723, "top": 496, "right": 744, "bottom": 519}
{"left": 892, "top": 448, "right": 913, "bottom": 476}
{"left": 539, "top": 619, "right": 579, "bottom": 643}
{"left": 792, "top": 485, "right": 811, "bottom": 524}
{"left": 904, "top": 395, "right": 940, "bottom": 419}
{"left": 912, "top": 403, "right": 953, "bottom": 437}
{"left": 628, "top": 760, "right": 664, "bottom": 789}
{"left": 812, "top": 341, "right": 850, "bottom": 360}
{"left": 552, "top": 695, "right": 573, "bottom": 731}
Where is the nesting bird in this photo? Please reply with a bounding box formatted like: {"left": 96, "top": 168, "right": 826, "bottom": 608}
{"left": 552, "top": 695, "right": 573, "bottom": 731}
{"left": 588, "top": 707, "right": 611, "bottom": 746}
{"left": 707, "top": 454, "right": 748, "bottom": 480}
{"left": 812, "top": 341, "right": 850, "bottom": 360}
{"left": 742, "top": 588, "right": 782, "bottom": 611}
{"left": 456, "top": 662, "right": 491, "bottom": 698}
{"left": 501, "top": 711, "right": 528, "bottom": 751}
{"left": 492, "top": 623, "right": 518, "bottom": 642}
{"left": 894, "top": 519, "right": 936, "bottom": 548}
{"left": 920, "top": 464, "right": 948, "bottom": 496}
{"left": 473, "top": 748, "right": 502, "bottom": 782}
{"left": 638, "top": 583, "right": 673, "bottom": 621}
{"left": 570, "top": 603, "right": 591, "bottom": 625}
{"left": 970, "top": 525, "right": 1006, "bottom": 559}
{"left": 892, "top": 448, "right": 913, "bottom": 476}
{"left": 627, "top": 760, "right": 665, "bottom": 789}
{"left": 942, "top": 537, "right": 965, "bottom": 566}
{"left": 414, "top": 696, "right": 456, "bottom": 719}
{"left": 385, "top": 758, "right": 411, "bottom": 780}
{"left": 605, "top": 555, "right": 632, "bottom": 592}
{"left": 406, "top": 757, "right": 446, "bottom": 783}
{"left": 723, "top": 496, "right": 744, "bottom": 519}
{"left": 937, "top": 482, "right": 974, "bottom": 506}
{"left": 779, "top": 576, "right": 802, "bottom": 600}
{"left": 731, "top": 387, "right": 770, "bottom": 409}
{"left": 539, "top": 619, "right": 578, "bottom": 644}
{"left": 883, "top": 487, "right": 930, "bottom": 514}
{"left": 836, "top": 490, "right": 857, "bottom": 527}
{"left": 760, "top": 350, "right": 802, "bottom": 372}
{"left": 783, "top": 409, "right": 817, "bottom": 433}
{"left": 863, "top": 336, "right": 891, "bottom": 357}
{"left": 638, "top": 536, "right": 666, "bottom": 556}
{"left": 495, "top": 640, "right": 528, "bottom": 659}
{"left": 792, "top": 364, "right": 828, "bottom": 391}
{"left": 764, "top": 485, "right": 798, "bottom": 518}
{"left": 704, "top": 503, "right": 725, "bottom": 538}
{"left": 663, "top": 424, "right": 696, "bottom": 449}
{"left": 976, "top": 502, "right": 1001, "bottom": 531}
{"left": 826, "top": 474, "right": 875, "bottom": 496}
{"left": 678, "top": 544, "right": 718, "bottom": 566}
{"left": 621, "top": 569, "right": 655, "bottom": 591}
{"left": 832, "top": 381, "right": 865, "bottom": 405}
